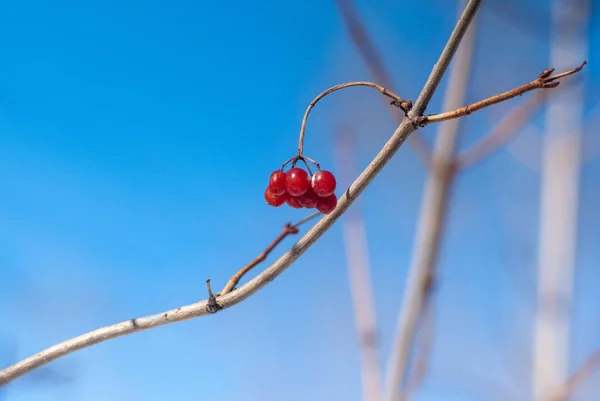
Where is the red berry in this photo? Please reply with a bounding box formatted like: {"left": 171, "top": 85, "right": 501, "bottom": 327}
{"left": 285, "top": 167, "right": 310, "bottom": 196}
{"left": 264, "top": 187, "right": 287, "bottom": 207}
{"left": 311, "top": 170, "right": 337, "bottom": 197}
{"left": 285, "top": 195, "right": 303, "bottom": 209}
{"left": 268, "top": 170, "right": 287, "bottom": 195}
{"left": 317, "top": 193, "right": 337, "bottom": 214}
{"left": 297, "top": 187, "right": 319, "bottom": 208}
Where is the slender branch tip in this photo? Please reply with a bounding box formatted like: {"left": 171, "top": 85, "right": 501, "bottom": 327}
{"left": 205, "top": 279, "right": 221, "bottom": 314}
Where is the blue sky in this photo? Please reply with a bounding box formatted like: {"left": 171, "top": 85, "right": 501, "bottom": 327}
{"left": 1, "top": 1, "right": 599, "bottom": 400}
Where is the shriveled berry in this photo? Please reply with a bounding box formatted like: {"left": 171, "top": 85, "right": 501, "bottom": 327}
{"left": 268, "top": 170, "right": 287, "bottom": 196}
{"left": 297, "top": 187, "right": 319, "bottom": 208}
{"left": 311, "top": 170, "right": 337, "bottom": 197}
{"left": 265, "top": 187, "right": 287, "bottom": 207}
{"left": 285, "top": 195, "right": 303, "bottom": 209}
{"left": 317, "top": 193, "right": 337, "bottom": 214}
{"left": 285, "top": 167, "right": 310, "bottom": 196}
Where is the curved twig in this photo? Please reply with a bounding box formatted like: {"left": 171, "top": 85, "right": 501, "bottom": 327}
{"left": 219, "top": 212, "right": 320, "bottom": 296}
{"left": 297, "top": 81, "right": 405, "bottom": 155}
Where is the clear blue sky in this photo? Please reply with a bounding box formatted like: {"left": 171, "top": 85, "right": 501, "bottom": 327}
{"left": 1, "top": 1, "right": 599, "bottom": 400}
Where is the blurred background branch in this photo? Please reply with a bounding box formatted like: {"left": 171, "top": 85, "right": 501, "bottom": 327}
{"left": 334, "top": 127, "right": 382, "bottom": 401}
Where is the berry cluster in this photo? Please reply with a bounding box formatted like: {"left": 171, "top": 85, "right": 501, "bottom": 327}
{"left": 265, "top": 166, "right": 338, "bottom": 214}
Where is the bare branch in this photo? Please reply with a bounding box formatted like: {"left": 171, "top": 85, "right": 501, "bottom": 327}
{"left": 334, "top": 127, "right": 382, "bottom": 401}
{"left": 0, "top": 0, "right": 479, "bottom": 386}
{"left": 410, "top": 0, "right": 482, "bottom": 116}
{"left": 550, "top": 347, "right": 600, "bottom": 401}
{"left": 417, "top": 62, "right": 586, "bottom": 126}
{"left": 297, "top": 81, "right": 404, "bottom": 156}
{"left": 335, "top": 0, "right": 432, "bottom": 167}
{"left": 457, "top": 91, "right": 548, "bottom": 169}
{"left": 219, "top": 212, "right": 320, "bottom": 295}
{"left": 385, "top": 1, "right": 481, "bottom": 399}
{"left": 533, "top": 0, "right": 589, "bottom": 397}
{"left": 335, "top": 0, "right": 407, "bottom": 108}
{"left": 399, "top": 295, "right": 437, "bottom": 401}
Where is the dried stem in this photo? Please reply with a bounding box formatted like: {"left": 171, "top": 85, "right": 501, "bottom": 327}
{"left": 549, "top": 347, "right": 600, "bottom": 401}
{"left": 385, "top": 1, "right": 480, "bottom": 399}
{"left": 219, "top": 212, "right": 320, "bottom": 296}
{"left": 335, "top": 0, "right": 432, "bottom": 167}
{"left": 457, "top": 91, "right": 548, "bottom": 169}
{"left": 297, "top": 81, "right": 404, "bottom": 155}
{"left": 417, "top": 62, "right": 586, "bottom": 126}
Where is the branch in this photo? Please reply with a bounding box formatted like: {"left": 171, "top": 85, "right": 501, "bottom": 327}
{"left": 334, "top": 127, "right": 382, "bottom": 401}
{"left": 385, "top": 1, "right": 480, "bottom": 399}
{"left": 416, "top": 62, "right": 586, "bottom": 126}
{"left": 398, "top": 294, "right": 437, "bottom": 401}
{"left": 456, "top": 90, "right": 548, "bottom": 169}
{"left": 549, "top": 347, "right": 600, "bottom": 401}
{"left": 219, "top": 212, "right": 320, "bottom": 296}
{"left": 335, "top": 0, "right": 432, "bottom": 168}
{"left": 409, "top": 0, "right": 481, "bottom": 115}
{"left": 335, "top": 0, "right": 407, "bottom": 108}
{"left": 1, "top": 0, "right": 478, "bottom": 386}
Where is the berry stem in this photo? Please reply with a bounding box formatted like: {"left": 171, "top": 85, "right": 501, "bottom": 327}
{"left": 281, "top": 155, "right": 321, "bottom": 172}
{"left": 301, "top": 155, "right": 320, "bottom": 170}
{"left": 298, "top": 157, "right": 314, "bottom": 176}
{"left": 297, "top": 81, "right": 405, "bottom": 155}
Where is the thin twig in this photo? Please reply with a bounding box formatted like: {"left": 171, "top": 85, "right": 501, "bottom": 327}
{"left": 0, "top": 0, "right": 486, "bottom": 386}
{"left": 410, "top": 0, "right": 481, "bottom": 116}
{"left": 549, "top": 347, "right": 600, "bottom": 401}
{"left": 219, "top": 212, "right": 320, "bottom": 296}
{"left": 417, "top": 62, "right": 586, "bottom": 126}
{"left": 385, "top": 1, "right": 481, "bottom": 400}
{"left": 297, "top": 81, "right": 404, "bottom": 155}
{"left": 335, "top": 0, "right": 432, "bottom": 167}
{"left": 457, "top": 91, "right": 548, "bottom": 169}
{"left": 334, "top": 127, "right": 382, "bottom": 401}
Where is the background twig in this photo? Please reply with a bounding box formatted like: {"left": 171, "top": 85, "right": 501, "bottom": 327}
{"left": 533, "top": 0, "right": 589, "bottom": 399}
{"left": 335, "top": 0, "right": 432, "bottom": 167}
{"left": 398, "top": 297, "right": 437, "bottom": 401}
{"left": 457, "top": 91, "right": 548, "bottom": 169}
{"left": 334, "top": 127, "right": 382, "bottom": 401}
{"left": 549, "top": 347, "right": 600, "bottom": 401}
{"left": 384, "top": 1, "right": 479, "bottom": 399}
